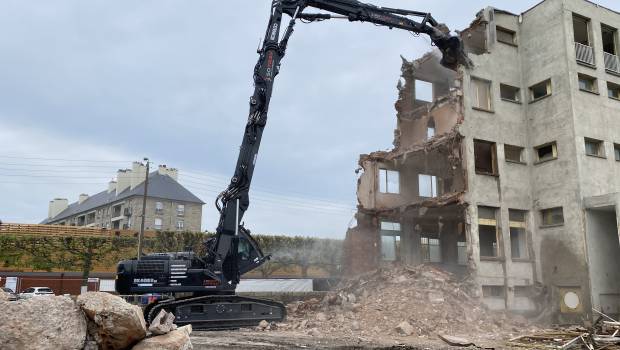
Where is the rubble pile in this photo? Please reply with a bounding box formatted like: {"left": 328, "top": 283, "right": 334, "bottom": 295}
{"left": 283, "top": 264, "right": 537, "bottom": 343}
{"left": 0, "top": 292, "right": 192, "bottom": 350}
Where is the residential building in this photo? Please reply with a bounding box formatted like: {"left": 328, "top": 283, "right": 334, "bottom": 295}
{"left": 42, "top": 163, "right": 204, "bottom": 232}
{"left": 343, "top": 0, "right": 620, "bottom": 323}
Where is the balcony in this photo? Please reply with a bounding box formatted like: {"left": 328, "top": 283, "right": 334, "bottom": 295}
{"left": 604, "top": 52, "right": 620, "bottom": 74}
{"left": 575, "top": 42, "right": 595, "bottom": 66}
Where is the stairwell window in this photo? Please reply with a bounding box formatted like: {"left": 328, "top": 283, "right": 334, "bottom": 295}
{"left": 529, "top": 79, "right": 552, "bottom": 102}
{"left": 615, "top": 144, "right": 620, "bottom": 161}
{"left": 500, "top": 84, "right": 521, "bottom": 103}
{"left": 505, "top": 145, "right": 525, "bottom": 164}
{"left": 535, "top": 142, "right": 558, "bottom": 163}
{"left": 379, "top": 169, "right": 400, "bottom": 194}
{"left": 471, "top": 77, "right": 492, "bottom": 111}
{"left": 585, "top": 138, "right": 605, "bottom": 158}
{"left": 578, "top": 74, "right": 598, "bottom": 94}
{"left": 541, "top": 207, "right": 564, "bottom": 227}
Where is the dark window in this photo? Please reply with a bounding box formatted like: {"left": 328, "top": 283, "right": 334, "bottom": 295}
{"left": 505, "top": 145, "right": 524, "bottom": 163}
{"left": 482, "top": 285, "right": 504, "bottom": 298}
{"left": 585, "top": 138, "right": 605, "bottom": 157}
{"left": 541, "top": 207, "right": 564, "bottom": 226}
{"left": 578, "top": 74, "right": 597, "bottom": 93}
{"left": 535, "top": 142, "right": 558, "bottom": 163}
{"left": 478, "top": 206, "right": 498, "bottom": 258}
{"left": 474, "top": 139, "right": 497, "bottom": 175}
{"left": 427, "top": 118, "right": 436, "bottom": 140}
{"left": 529, "top": 79, "right": 552, "bottom": 101}
{"left": 602, "top": 25, "right": 617, "bottom": 55}
{"left": 573, "top": 14, "right": 590, "bottom": 46}
{"left": 500, "top": 84, "right": 520, "bottom": 102}
{"left": 514, "top": 286, "right": 531, "bottom": 298}
{"left": 608, "top": 82, "right": 620, "bottom": 100}
{"left": 615, "top": 144, "right": 620, "bottom": 161}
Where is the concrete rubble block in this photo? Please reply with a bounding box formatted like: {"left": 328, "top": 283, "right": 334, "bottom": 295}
{"left": 77, "top": 291, "right": 147, "bottom": 350}
{"left": 0, "top": 290, "right": 10, "bottom": 301}
{"left": 395, "top": 321, "right": 415, "bottom": 336}
{"left": 148, "top": 309, "right": 176, "bottom": 335}
{"left": 132, "top": 325, "right": 193, "bottom": 350}
{"left": 0, "top": 295, "right": 87, "bottom": 350}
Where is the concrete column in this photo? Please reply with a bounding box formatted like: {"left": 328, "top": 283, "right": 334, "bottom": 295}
{"left": 500, "top": 205, "right": 513, "bottom": 310}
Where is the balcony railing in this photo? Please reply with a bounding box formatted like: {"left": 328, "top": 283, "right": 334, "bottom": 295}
{"left": 575, "top": 42, "right": 595, "bottom": 66}
{"left": 604, "top": 52, "right": 620, "bottom": 74}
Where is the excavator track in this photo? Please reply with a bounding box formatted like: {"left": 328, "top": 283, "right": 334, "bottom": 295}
{"left": 146, "top": 294, "right": 286, "bottom": 330}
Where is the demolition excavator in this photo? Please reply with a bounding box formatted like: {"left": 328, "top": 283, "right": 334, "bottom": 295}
{"left": 116, "top": 0, "right": 471, "bottom": 330}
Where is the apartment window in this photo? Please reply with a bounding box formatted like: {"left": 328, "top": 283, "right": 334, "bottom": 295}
{"left": 112, "top": 204, "right": 122, "bottom": 217}
{"left": 478, "top": 206, "right": 499, "bottom": 258}
{"left": 457, "top": 241, "right": 468, "bottom": 265}
{"left": 615, "top": 144, "right": 620, "bottom": 161}
{"left": 573, "top": 14, "right": 591, "bottom": 46}
{"left": 471, "top": 77, "right": 492, "bottom": 111}
{"left": 415, "top": 79, "right": 433, "bottom": 102}
{"left": 608, "top": 82, "right": 620, "bottom": 100}
{"left": 426, "top": 118, "right": 436, "bottom": 140}
{"left": 86, "top": 212, "right": 96, "bottom": 225}
{"left": 77, "top": 215, "right": 86, "bottom": 226}
{"left": 420, "top": 236, "right": 441, "bottom": 263}
{"left": 155, "top": 201, "right": 164, "bottom": 214}
{"left": 578, "top": 74, "right": 598, "bottom": 93}
{"left": 482, "top": 285, "right": 505, "bottom": 298}
{"left": 176, "top": 220, "right": 184, "bottom": 230}
{"left": 177, "top": 204, "right": 185, "bottom": 216}
{"left": 585, "top": 138, "right": 605, "bottom": 157}
{"left": 379, "top": 169, "right": 400, "bottom": 194}
{"left": 500, "top": 84, "right": 520, "bottom": 103}
{"left": 529, "top": 79, "right": 552, "bottom": 101}
{"left": 496, "top": 26, "right": 516, "bottom": 45}
{"left": 474, "top": 139, "right": 497, "bottom": 175}
{"left": 509, "top": 210, "right": 528, "bottom": 259}
{"left": 602, "top": 25, "right": 617, "bottom": 55}
{"left": 505, "top": 145, "right": 525, "bottom": 163}
{"left": 541, "top": 207, "right": 564, "bottom": 227}
{"left": 535, "top": 142, "right": 558, "bottom": 163}
{"left": 380, "top": 221, "right": 401, "bottom": 262}
{"left": 418, "top": 174, "right": 438, "bottom": 198}
{"left": 154, "top": 218, "right": 163, "bottom": 230}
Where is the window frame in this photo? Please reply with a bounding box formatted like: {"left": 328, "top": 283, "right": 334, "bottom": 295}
{"left": 379, "top": 220, "right": 401, "bottom": 262}
{"left": 176, "top": 220, "right": 184, "bottom": 230}
{"left": 155, "top": 201, "right": 164, "bottom": 214}
{"left": 420, "top": 235, "right": 442, "bottom": 263}
{"left": 578, "top": 73, "right": 598, "bottom": 94}
{"left": 614, "top": 143, "right": 620, "bottom": 161}
{"left": 540, "top": 207, "right": 564, "bottom": 227}
{"left": 474, "top": 139, "right": 498, "bottom": 175}
{"left": 154, "top": 218, "right": 163, "bottom": 230}
{"left": 509, "top": 209, "right": 529, "bottom": 260}
{"left": 496, "top": 26, "right": 517, "bottom": 46}
{"left": 504, "top": 144, "right": 526, "bottom": 164}
{"left": 378, "top": 168, "right": 400, "bottom": 194}
{"left": 500, "top": 83, "right": 521, "bottom": 103}
{"left": 584, "top": 138, "right": 606, "bottom": 158}
{"left": 471, "top": 77, "right": 493, "bottom": 112}
{"left": 177, "top": 204, "right": 185, "bottom": 216}
{"left": 529, "top": 79, "right": 552, "bottom": 102}
{"left": 415, "top": 79, "right": 434, "bottom": 102}
{"left": 534, "top": 142, "right": 558, "bottom": 164}
{"left": 478, "top": 206, "right": 500, "bottom": 259}
{"left": 608, "top": 82, "right": 620, "bottom": 100}
{"left": 418, "top": 174, "right": 438, "bottom": 198}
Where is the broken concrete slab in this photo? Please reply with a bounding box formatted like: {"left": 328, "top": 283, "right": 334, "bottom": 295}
{"left": 149, "top": 309, "right": 176, "bottom": 335}
{"left": 395, "top": 321, "right": 415, "bottom": 336}
{"left": 132, "top": 325, "right": 193, "bottom": 350}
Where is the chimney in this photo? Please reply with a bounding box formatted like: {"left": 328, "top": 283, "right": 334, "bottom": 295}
{"left": 130, "top": 161, "right": 147, "bottom": 190}
{"left": 78, "top": 194, "right": 89, "bottom": 204}
{"left": 116, "top": 169, "right": 131, "bottom": 193}
{"left": 48, "top": 198, "right": 69, "bottom": 219}
{"left": 158, "top": 165, "right": 179, "bottom": 181}
{"left": 108, "top": 180, "right": 117, "bottom": 193}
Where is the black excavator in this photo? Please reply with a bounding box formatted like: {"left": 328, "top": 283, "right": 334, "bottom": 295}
{"left": 115, "top": 0, "right": 471, "bottom": 330}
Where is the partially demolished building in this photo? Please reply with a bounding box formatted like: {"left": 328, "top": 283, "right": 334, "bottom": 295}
{"left": 344, "top": 0, "right": 620, "bottom": 323}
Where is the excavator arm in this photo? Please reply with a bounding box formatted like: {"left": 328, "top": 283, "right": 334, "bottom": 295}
{"left": 210, "top": 0, "right": 470, "bottom": 284}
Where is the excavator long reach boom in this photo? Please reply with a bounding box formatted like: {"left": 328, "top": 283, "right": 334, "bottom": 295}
{"left": 115, "top": 0, "right": 470, "bottom": 330}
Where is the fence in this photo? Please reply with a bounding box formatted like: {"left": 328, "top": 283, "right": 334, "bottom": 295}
{"left": 0, "top": 223, "right": 156, "bottom": 238}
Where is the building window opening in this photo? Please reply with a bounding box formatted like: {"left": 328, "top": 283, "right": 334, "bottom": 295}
{"left": 496, "top": 27, "right": 516, "bottom": 45}
{"left": 380, "top": 221, "right": 401, "bottom": 262}
{"left": 177, "top": 220, "right": 184, "bottom": 230}
{"left": 609, "top": 82, "right": 620, "bottom": 100}
{"left": 177, "top": 204, "right": 185, "bottom": 216}
{"left": 426, "top": 118, "right": 436, "bottom": 140}
{"left": 529, "top": 79, "right": 552, "bottom": 101}
{"left": 500, "top": 84, "right": 520, "bottom": 103}
{"left": 505, "top": 145, "right": 525, "bottom": 163}
{"left": 154, "top": 218, "right": 163, "bottom": 230}
{"left": 474, "top": 139, "right": 498, "bottom": 175}
{"left": 415, "top": 80, "right": 433, "bottom": 102}
{"left": 379, "top": 169, "right": 400, "bottom": 194}
{"left": 482, "top": 285, "right": 505, "bottom": 298}
{"left": 602, "top": 25, "right": 617, "bottom": 55}
{"left": 535, "top": 142, "right": 558, "bottom": 163}
{"left": 614, "top": 144, "right": 620, "bottom": 161}
{"left": 585, "top": 138, "right": 605, "bottom": 157}
{"left": 471, "top": 77, "right": 492, "bottom": 111}
{"left": 421, "top": 236, "right": 442, "bottom": 263}
{"left": 541, "top": 207, "right": 564, "bottom": 227}
{"left": 457, "top": 241, "right": 468, "bottom": 265}
{"left": 578, "top": 74, "right": 598, "bottom": 93}
{"left": 478, "top": 206, "right": 498, "bottom": 258}
{"left": 418, "top": 174, "right": 438, "bottom": 198}
{"left": 509, "top": 210, "right": 528, "bottom": 259}
{"left": 155, "top": 201, "right": 164, "bottom": 214}
{"left": 573, "top": 14, "right": 591, "bottom": 46}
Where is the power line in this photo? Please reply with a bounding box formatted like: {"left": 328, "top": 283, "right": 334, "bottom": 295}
{"left": 0, "top": 155, "right": 134, "bottom": 163}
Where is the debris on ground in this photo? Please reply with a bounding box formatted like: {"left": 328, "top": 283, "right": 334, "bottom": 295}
{"left": 284, "top": 264, "right": 538, "bottom": 345}
{"left": 0, "top": 291, "right": 192, "bottom": 350}
{"left": 509, "top": 309, "right": 620, "bottom": 349}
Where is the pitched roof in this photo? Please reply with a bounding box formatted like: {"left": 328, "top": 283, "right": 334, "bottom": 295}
{"left": 41, "top": 172, "right": 204, "bottom": 224}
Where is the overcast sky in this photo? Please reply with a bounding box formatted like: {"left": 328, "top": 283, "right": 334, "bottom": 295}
{"left": 0, "top": 0, "right": 617, "bottom": 238}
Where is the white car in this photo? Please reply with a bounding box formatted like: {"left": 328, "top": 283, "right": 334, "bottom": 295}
{"left": 20, "top": 287, "right": 54, "bottom": 299}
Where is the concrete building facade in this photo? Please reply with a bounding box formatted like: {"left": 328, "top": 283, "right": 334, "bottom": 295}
{"left": 343, "top": 0, "right": 620, "bottom": 323}
{"left": 43, "top": 163, "right": 204, "bottom": 232}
